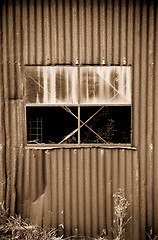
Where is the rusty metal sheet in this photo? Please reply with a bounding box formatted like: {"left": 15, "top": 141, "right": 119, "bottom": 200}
{"left": 15, "top": 148, "right": 139, "bottom": 238}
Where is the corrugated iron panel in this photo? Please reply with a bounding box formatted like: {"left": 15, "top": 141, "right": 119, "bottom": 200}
{"left": 21, "top": 0, "right": 135, "bottom": 66}
{"left": 0, "top": 0, "right": 158, "bottom": 239}
{"left": 15, "top": 148, "right": 139, "bottom": 239}
{"left": 1, "top": 0, "right": 23, "bottom": 99}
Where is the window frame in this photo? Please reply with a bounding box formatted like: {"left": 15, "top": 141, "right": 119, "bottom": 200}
{"left": 24, "top": 65, "right": 132, "bottom": 148}
{"left": 25, "top": 103, "right": 132, "bottom": 147}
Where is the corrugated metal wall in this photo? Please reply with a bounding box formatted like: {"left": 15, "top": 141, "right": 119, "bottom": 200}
{"left": 15, "top": 148, "right": 139, "bottom": 239}
{"left": 0, "top": 0, "right": 158, "bottom": 239}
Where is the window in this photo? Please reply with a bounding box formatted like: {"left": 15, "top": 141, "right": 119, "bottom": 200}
{"left": 25, "top": 66, "right": 131, "bottom": 145}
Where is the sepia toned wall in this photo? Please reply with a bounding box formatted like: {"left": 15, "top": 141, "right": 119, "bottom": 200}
{"left": 0, "top": 0, "right": 158, "bottom": 239}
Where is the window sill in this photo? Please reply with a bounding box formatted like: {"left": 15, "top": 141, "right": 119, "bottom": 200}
{"left": 25, "top": 144, "right": 137, "bottom": 151}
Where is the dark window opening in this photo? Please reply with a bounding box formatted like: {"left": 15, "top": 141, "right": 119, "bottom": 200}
{"left": 27, "top": 106, "right": 131, "bottom": 144}
{"left": 80, "top": 106, "right": 131, "bottom": 144}
{"left": 27, "top": 107, "right": 78, "bottom": 144}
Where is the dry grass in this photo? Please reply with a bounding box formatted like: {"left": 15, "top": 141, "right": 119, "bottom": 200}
{"left": 0, "top": 202, "right": 106, "bottom": 240}
{"left": 0, "top": 202, "right": 63, "bottom": 239}
{"left": 0, "top": 189, "right": 131, "bottom": 240}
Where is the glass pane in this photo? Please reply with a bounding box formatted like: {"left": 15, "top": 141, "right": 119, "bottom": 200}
{"left": 80, "top": 67, "right": 131, "bottom": 104}
{"left": 27, "top": 107, "right": 78, "bottom": 144}
{"left": 25, "top": 66, "right": 131, "bottom": 105}
{"left": 25, "top": 66, "right": 78, "bottom": 104}
{"left": 80, "top": 106, "right": 131, "bottom": 143}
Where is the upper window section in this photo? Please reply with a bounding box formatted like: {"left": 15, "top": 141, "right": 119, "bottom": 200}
{"left": 80, "top": 67, "right": 131, "bottom": 104}
{"left": 25, "top": 66, "right": 78, "bottom": 104}
{"left": 25, "top": 66, "right": 131, "bottom": 105}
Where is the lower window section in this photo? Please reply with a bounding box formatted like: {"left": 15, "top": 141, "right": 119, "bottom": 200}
{"left": 80, "top": 106, "right": 131, "bottom": 144}
{"left": 27, "top": 107, "right": 78, "bottom": 144}
{"left": 26, "top": 106, "right": 131, "bottom": 144}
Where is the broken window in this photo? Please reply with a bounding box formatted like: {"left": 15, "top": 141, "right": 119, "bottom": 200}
{"left": 25, "top": 66, "right": 131, "bottom": 145}
{"left": 27, "top": 107, "right": 78, "bottom": 144}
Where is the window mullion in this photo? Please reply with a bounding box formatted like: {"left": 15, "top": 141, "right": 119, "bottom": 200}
{"left": 78, "top": 106, "right": 80, "bottom": 144}
{"left": 78, "top": 66, "right": 80, "bottom": 145}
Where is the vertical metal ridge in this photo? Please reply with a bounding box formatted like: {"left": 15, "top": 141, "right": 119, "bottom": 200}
{"left": 43, "top": 0, "right": 51, "bottom": 65}
{"left": 71, "top": 149, "right": 78, "bottom": 236}
{"left": 92, "top": 0, "right": 99, "bottom": 64}
{"left": 72, "top": 0, "right": 79, "bottom": 65}
{"left": 57, "top": 149, "right": 64, "bottom": 234}
{"left": 1, "top": 1, "right": 12, "bottom": 214}
{"left": 85, "top": 0, "right": 92, "bottom": 64}
{"left": 91, "top": 148, "right": 98, "bottom": 236}
{"left": 153, "top": 1, "right": 158, "bottom": 233}
{"left": 44, "top": 150, "right": 52, "bottom": 227}
{"left": 23, "top": 149, "right": 31, "bottom": 221}
{"left": 16, "top": 100, "right": 24, "bottom": 146}
{"left": 0, "top": 4, "right": 5, "bottom": 146}
{"left": 28, "top": 0, "right": 36, "bottom": 64}
{"left": 9, "top": 100, "right": 17, "bottom": 146}
{"left": 125, "top": 150, "right": 133, "bottom": 239}
{"left": 79, "top": 0, "right": 86, "bottom": 64}
{"left": 119, "top": 150, "right": 126, "bottom": 190}
{"left": 105, "top": 150, "right": 112, "bottom": 238}
{"left": 77, "top": 148, "right": 85, "bottom": 236}
{"left": 146, "top": 0, "right": 155, "bottom": 232}
{"left": 16, "top": 146, "right": 24, "bottom": 213}
{"left": 50, "top": 0, "right": 58, "bottom": 64}
{"left": 133, "top": 0, "right": 141, "bottom": 146}
{"left": 10, "top": 147, "right": 17, "bottom": 214}
{"left": 22, "top": 0, "right": 29, "bottom": 64}
{"left": 8, "top": 0, "right": 16, "bottom": 98}
{"left": 64, "top": 0, "right": 72, "bottom": 64}
{"left": 120, "top": 0, "right": 127, "bottom": 65}
{"left": 57, "top": 0, "right": 65, "bottom": 63}
{"left": 97, "top": 149, "right": 105, "bottom": 235}
{"left": 106, "top": 0, "right": 113, "bottom": 65}
{"left": 112, "top": 150, "right": 119, "bottom": 194}
{"left": 29, "top": 150, "right": 37, "bottom": 202}
{"left": 14, "top": 0, "right": 23, "bottom": 99}
{"left": 0, "top": 147, "right": 6, "bottom": 203}
{"left": 64, "top": 149, "right": 71, "bottom": 236}
{"left": 9, "top": 100, "right": 24, "bottom": 147}
{"left": 51, "top": 150, "right": 58, "bottom": 229}
{"left": 127, "top": 0, "right": 134, "bottom": 65}
{"left": 99, "top": 0, "right": 106, "bottom": 64}
{"left": 36, "top": 0, "right": 43, "bottom": 64}
{"left": 113, "top": 0, "right": 120, "bottom": 64}
{"left": 84, "top": 148, "right": 92, "bottom": 236}
{"left": 111, "top": 149, "right": 119, "bottom": 236}
{"left": 139, "top": 1, "right": 148, "bottom": 238}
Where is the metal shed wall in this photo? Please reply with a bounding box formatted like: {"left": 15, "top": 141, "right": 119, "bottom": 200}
{"left": 0, "top": 0, "right": 158, "bottom": 239}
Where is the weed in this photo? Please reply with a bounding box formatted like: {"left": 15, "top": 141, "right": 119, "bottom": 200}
{"left": 112, "top": 189, "right": 131, "bottom": 240}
